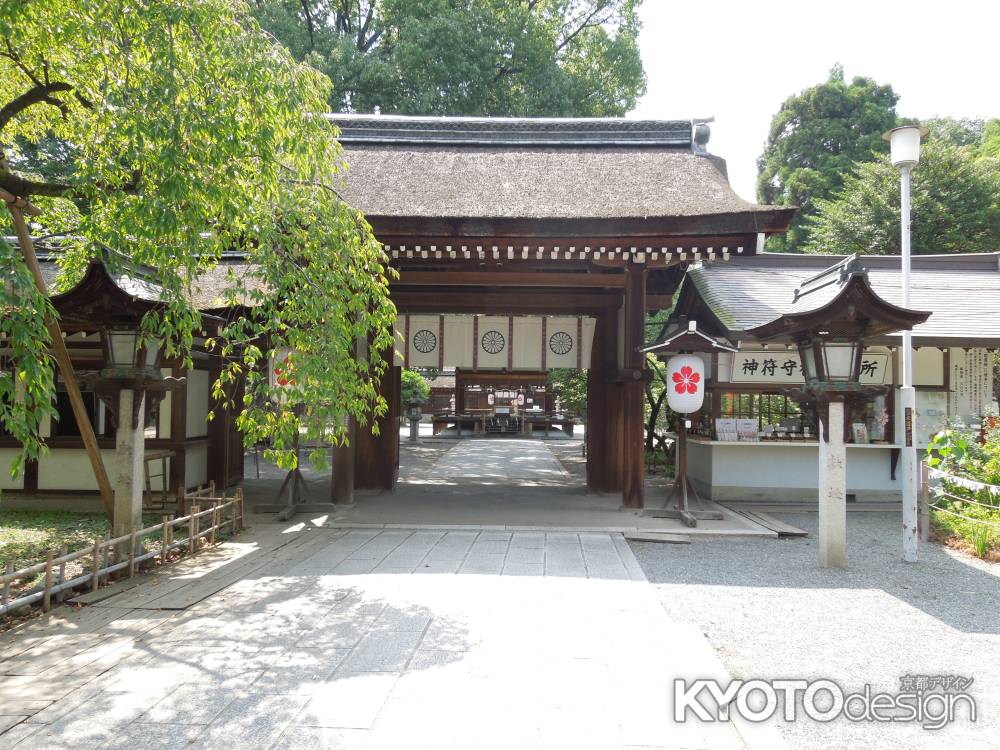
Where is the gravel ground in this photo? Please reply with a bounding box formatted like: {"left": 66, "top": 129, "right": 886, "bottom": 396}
{"left": 630, "top": 512, "right": 1000, "bottom": 750}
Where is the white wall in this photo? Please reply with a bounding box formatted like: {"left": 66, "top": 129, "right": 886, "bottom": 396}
{"left": 184, "top": 442, "right": 208, "bottom": 489}
{"left": 0, "top": 449, "right": 25, "bottom": 490}
{"left": 688, "top": 441, "right": 902, "bottom": 503}
{"left": 185, "top": 369, "right": 210, "bottom": 438}
{"left": 913, "top": 347, "right": 944, "bottom": 386}
{"left": 37, "top": 449, "right": 118, "bottom": 491}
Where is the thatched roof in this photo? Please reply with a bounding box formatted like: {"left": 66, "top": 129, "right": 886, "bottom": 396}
{"left": 187, "top": 260, "right": 264, "bottom": 311}
{"left": 330, "top": 114, "right": 787, "bottom": 222}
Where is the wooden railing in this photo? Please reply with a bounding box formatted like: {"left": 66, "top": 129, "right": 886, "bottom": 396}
{"left": 0, "top": 488, "right": 244, "bottom": 618}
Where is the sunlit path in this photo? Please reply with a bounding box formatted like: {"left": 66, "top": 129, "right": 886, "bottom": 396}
{"left": 427, "top": 439, "right": 568, "bottom": 481}
{"left": 0, "top": 522, "right": 781, "bottom": 749}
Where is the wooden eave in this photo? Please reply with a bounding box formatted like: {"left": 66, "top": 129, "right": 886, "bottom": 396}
{"left": 49, "top": 262, "right": 161, "bottom": 331}
{"left": 748, "top": 274, "right": 932, "bottom": 342}
{"left": 369, "top": 209, "right": 796, "bottom": 244}
{"left": 49, "top": 261, "right": 224, "bottom": 333}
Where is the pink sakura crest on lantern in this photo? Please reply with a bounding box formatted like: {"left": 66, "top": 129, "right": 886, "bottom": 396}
{"left": 672, "top": 365, "right": 700, "bottom": 395}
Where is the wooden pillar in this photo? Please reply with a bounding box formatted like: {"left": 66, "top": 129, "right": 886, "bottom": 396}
{"left": 332, "top": 418, "right": 355, "bottom": 506}
{"left": 455, "top": 368, "right": 465, "bottom": 413}
{"left": 621, "top": 263, "right": 646, "bottom": 508}
{"left": 354, "top": 362, "right": 400, "bottom": 490}
{"left": 202, "top": 359, "right": 244, "bottom": 492}
{"left": 587, "top": 310, "right": 622, "bottom": 493}
{"left": 206, "top": 359, "right": 228, "bottom": 491}
{"left": 113, "top": 388, "right": 145, "bottom": 539}
{"left": 169, "top": 364, "right": 187, "bottom": 510}
{"left": 24, "top": 459, "right": 39, "bottom": 494}
{"left": 228, "top": 372, "right": 245, "bottom": 483}
{"left": 391, "top": 364, "right": 401, "bottom": 473}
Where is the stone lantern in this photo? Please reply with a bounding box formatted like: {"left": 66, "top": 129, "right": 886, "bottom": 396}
{"left": 748, "top": 256, "right": 930, "bottom": 567}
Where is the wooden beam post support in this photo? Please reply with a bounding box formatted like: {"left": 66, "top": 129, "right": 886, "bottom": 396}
{"left": 170, "top": 365, "right": 187, "bottom": 510}
{"left": 455, "top": 368, "right": 465, "bottom": 413}
{"left": 354, "top": 362, "right": 400, "bottom": 490}
{"left": 332, "top": 418, "right": 356, "bottom": 506}
{"left": 3, "top": 193, "right": 115, "bottom": 515}
{"left": 621, "top": 263, "right": 646, "bottom": 509}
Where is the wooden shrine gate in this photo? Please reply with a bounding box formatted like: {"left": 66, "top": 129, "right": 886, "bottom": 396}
{"left": 326, "top": 113, "right": 794, "bottom": 509}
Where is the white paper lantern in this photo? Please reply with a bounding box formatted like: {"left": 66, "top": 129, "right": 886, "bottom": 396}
{"left": 269, "top": 347, "right": 301, "bottom": 404}
{"left": 666, "top": 354, "right": 705, "bottom": 413}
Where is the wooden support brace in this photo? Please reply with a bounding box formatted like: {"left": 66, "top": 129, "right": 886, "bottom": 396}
{"left": 1, "top": 189, "right": 115, "bottom": 515}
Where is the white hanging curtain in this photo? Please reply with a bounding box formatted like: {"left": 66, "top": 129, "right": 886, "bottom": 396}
{"left": 394, "top": 314, "right": 596, "bottom": 371}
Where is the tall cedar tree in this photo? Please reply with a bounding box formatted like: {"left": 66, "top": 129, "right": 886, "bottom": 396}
{"left": 757, "top": 65, "right": 898, "bottom": 252}
{"left": 252, "top": 0, "right": 646, "bottom": 116}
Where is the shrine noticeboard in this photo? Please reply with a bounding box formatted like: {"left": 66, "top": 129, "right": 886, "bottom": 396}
{"left": 728, "top": 351, "right": 890, "bottom": 385}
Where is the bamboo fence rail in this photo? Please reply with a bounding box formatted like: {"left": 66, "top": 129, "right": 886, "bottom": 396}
{"left": 0, "top": 488, "right": 244, "bottom": 617}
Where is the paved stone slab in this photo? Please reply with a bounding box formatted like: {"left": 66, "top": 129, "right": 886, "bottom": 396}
{"left": 0, "top": 524, "right": 779, "bottom": 750}
{"left": 188, "top": 693, "right": 310, "bottom": 749}
{"left": 271, "top": 727, "right": 370, "bottom": 750}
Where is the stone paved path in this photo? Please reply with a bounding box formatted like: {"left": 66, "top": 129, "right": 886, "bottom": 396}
{"left": 427, "top": 438, "right": 568, "bottom": 481}
{"left": 0, "top": 526, "right": 782, "bottom": 749}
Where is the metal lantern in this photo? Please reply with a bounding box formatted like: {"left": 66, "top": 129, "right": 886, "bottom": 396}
{"left": 101, "top": 325, "right": 162, "bottom": 378}
{"left": 105, "top": 328, "right": 138, "bottom": 368}
{"left": 796, "top": 336, "right": 864, "bottom": 389}
{"left": 665, "top": 353, "right": 705, "bottom": 414}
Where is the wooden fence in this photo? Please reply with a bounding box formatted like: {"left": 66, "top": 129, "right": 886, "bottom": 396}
{"left": 0, "top": 488, "right": 244, "bottom": 618}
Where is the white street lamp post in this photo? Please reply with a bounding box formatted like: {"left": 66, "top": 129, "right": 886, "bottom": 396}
{"left": 884, "top": 125, "right": 925, "bottom": 563}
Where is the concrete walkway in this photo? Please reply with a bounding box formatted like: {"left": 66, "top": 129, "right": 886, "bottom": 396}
{"left": 0, "top": 522, "right": 783, "bottom": 749}
{"left": 248, "top": 438, "right": 773, "bottom": 536}
{"left": 427, "top": 438, "right": 568, "bottom": 481}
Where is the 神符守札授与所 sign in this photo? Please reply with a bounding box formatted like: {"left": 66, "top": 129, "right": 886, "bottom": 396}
{"left": 729, "top": 351, "right": 889, "bottom": 385}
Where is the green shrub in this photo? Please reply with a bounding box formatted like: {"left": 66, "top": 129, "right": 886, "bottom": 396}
{"left": 400, "top": 369, "right": 430, "bottom": 405}
{"left": 927, "top": 423, "right": 1000, "bottom": 558}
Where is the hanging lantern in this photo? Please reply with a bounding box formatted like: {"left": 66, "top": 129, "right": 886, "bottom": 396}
{"left": 666, "top": 354, "right": 705, "bottom": 413}
{"left": 270, "top": 348, "right": 301, "bottom": 404}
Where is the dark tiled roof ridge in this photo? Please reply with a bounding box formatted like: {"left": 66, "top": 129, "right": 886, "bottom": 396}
{"left": 328, "top": 112, "right": 697, "bottom": 148}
